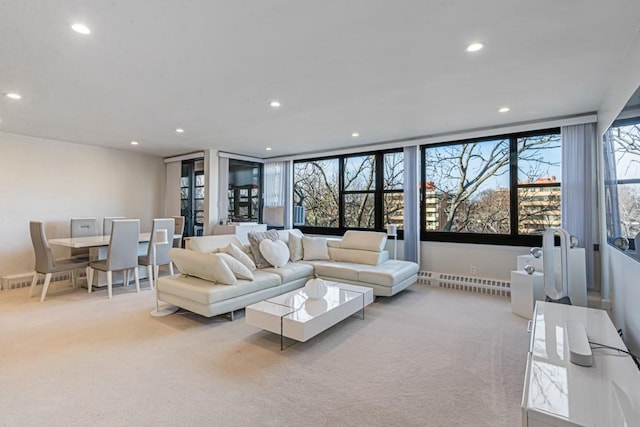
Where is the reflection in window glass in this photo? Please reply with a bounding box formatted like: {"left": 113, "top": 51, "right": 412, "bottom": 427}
{"left": 604, "top": 118, "right": 640, "bottom": 244}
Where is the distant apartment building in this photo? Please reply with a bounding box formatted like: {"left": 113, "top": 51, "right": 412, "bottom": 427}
{"left": 422, "top": 177, "right": 561, "bottom": 234}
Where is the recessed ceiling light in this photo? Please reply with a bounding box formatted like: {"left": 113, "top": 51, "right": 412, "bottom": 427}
{"left": 71, "top": 23, "right": 91, "bottom": 35}
{"left": 6, "top": 93, "right": 22, "bottom": 100}
{"left": 175, "top": 128, "right": 184, "bottom": 133}
{"left": 266, "top": 147, "right": 272, "bottom": 151}
{"left": 269, "top": 101, "right": 281, "bottom": 108}
{"left": 498, "top": 107, "right": 510, "bottom": 113}
{"left": 352, "top": 132, "right": 360, "bottom": 138}
{"left": 466, "top": 42, "right": 484, "bottom": 52}
{"left": 130, "top": 141, "right": 139, "bottom": 145}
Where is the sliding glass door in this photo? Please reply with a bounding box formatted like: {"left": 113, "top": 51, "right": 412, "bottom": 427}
{"left": 181, "top": 159, "right": 205, "bottom": 237}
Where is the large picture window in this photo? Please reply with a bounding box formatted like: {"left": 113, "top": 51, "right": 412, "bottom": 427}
{"left": 293, "top": 150, "right": 404, "bottom": 235}
{"left": 604, "top": 116, "right": 640, "bottom": 250}
{"left": 421, "top": 129, "right": 561, "bottom": 245}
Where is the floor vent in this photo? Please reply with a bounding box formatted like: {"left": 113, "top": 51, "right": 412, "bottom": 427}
{"left": 418, "top": 271, "right": 510, "bottom": 297}
{"left": 1, "top": 272, "right": 74, "bottom": 291}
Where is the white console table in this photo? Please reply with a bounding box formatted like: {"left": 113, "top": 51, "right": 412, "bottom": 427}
{"left": 211, "top": 223, "right": 266, "bottom": 244}
{"left": 522, "top": 301, "right": 640, "bottom": 426}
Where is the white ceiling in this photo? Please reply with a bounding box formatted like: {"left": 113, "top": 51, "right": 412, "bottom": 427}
{"left": 1, "top": 1, "right": 640, "bottom": 159}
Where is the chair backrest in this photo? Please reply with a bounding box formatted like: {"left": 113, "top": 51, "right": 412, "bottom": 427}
{"left": 172, "top": 216, "right": 185, "bottom": 248}
{"left": 106, "top": 219, "right": 140, "bottom": 271}
{"left": 30, "top": 221, "right": 55, "bottom": 273}
{"left": 70, "top": 218, "right": 98, "bottom": 238}
{"left": 147, "top": 218, "right": 175, "bottom": 264}
{"left": 103, "top": 217, "right": 125, "bottom": 236}
{"left": 263, "top": 206, "right": 285, "bottom": 227}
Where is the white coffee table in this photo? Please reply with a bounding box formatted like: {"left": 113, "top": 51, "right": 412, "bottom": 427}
{"left": 245, "top": 281, "right": 374, "bottom": 350}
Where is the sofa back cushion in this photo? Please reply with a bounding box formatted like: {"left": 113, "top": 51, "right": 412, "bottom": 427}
{"left": 329, "top": 247, "right": 389, "bottom": 266}
{"left": 170, "top": 248, "right": 237, "bottom": 285}
{"left": 276, "top": 228, "right": 303, "bottom": 242}
{"left": 340, "top": 230, "right": 387, "bottom": 252}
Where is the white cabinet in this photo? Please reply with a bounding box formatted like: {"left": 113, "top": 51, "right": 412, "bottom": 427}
{"left": 522, "top": 302, "right": 640, "bottom": 426}
{"left": 510, "top": 270, "right": 545, "bottom": 320}
{"left": 212, "top": 223, "right": 266, "bottom": 244}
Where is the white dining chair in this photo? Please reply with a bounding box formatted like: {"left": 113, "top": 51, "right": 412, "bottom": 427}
{"left": 29, "top": 221, "right": 90, "bottom": 302}
{"left": 172, "top": 216, "right": 185, "bottom": 248}
{"left": 70, "top": 217, "right": 98, "bottom": 259}
{"left": 103, "top": 216, "right": 125, "bottom": 236}
{"left": 138, "top": 218, "right": 175, "bottom": 288}
{"left": 87, "top": 219, "right": 140, "bottom": 299}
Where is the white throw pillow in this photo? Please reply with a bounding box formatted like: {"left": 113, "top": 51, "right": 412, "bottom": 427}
{"left": 288, "top": 233, "right": 303, "bottom": 262}
{"left": 247, "top": 230, "right": 280, "bottom": 269}
{"left": 169, "top": 248, "right": 237, "bottom": 285}
{"left": 259, "top": 239, "right": 290, "bottom": 268}
{"left": 302, "top": 237, "right": 330, "bottom": 261}
{"left": 217, "top": 253, "right": 255, "bottom": 280}
{"left": 219, "top": 243, "right": 257, "bottom": 271}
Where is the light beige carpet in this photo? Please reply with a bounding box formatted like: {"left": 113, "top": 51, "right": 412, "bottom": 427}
{"left": 0, "top": 280, "right": 528, "bottom": 427}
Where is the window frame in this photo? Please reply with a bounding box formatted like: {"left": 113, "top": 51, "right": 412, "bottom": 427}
{"left": 293, "top": 148, "right": 404, "bottom": 237}
{"left": 420, "top": 127, "right": 561, "bottom": 247}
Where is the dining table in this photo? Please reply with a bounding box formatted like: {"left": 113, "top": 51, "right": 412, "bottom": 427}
{"left": 48, "top": 232, "right": 153, "bottom": 249}
{"left": 48, "top": 232, "right": 157, "bottom": 288}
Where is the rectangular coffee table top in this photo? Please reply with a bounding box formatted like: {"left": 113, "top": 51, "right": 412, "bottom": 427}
{"left": 246, "top": 281, "right": 374, "bottom": 348}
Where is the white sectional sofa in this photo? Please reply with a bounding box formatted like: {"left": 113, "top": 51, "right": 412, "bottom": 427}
{"left": 156, "top": 229, "right": 419, "bottom": 318}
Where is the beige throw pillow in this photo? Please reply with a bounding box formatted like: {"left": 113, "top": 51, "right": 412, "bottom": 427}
{"left": 219, "top": 243, "right": 257, "bottom": 271}
{"left": 247, "top": 230, "right": 280, "bottom": 269}
{"left": 217, "top": 253, "right": 255, "bottom": 280}
{"left": 302, "top": 237, "right": 330, "bottom": 261}
{"left": 169, "top": 248, "right": 237, "bottom": 285}
{"left": 288, "top": 233, "right": 303, "bottom": 262}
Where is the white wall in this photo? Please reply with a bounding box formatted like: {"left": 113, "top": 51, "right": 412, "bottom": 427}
{"left": 0, "top": 132, "right": 166, "bottom": 278}
{"left": 421, "top": 241, "right": 528, "bottom": 281}
{"left": 597, "top": 31, "right": 640, "bottom": 353}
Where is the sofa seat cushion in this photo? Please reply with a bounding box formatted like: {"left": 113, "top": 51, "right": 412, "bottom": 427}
{"left": 356, "top": 260, "right": 419, "bottom": 287}
{"left": 158, "top": 270, "right": 282, "bottom": 305}
{"left": 261, "top": 262, "right": 314, "bottom": 283}
{"left": 311, "top": 262, "right": 360, "bottom": 282}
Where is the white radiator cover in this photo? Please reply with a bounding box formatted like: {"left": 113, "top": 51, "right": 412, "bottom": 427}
{"left": 418, "top": 270, "right": 511, "bottom": 297}
{"left": 1, "top": 271, "right": 81, "bottom": 290}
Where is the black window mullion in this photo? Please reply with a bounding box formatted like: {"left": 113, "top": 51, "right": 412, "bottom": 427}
{"left": 509, "top": 136, "right": 519, "bottom": 239}
{"left": 420, "top": 147, "right": 426, "bottom": 238}
{"left": 375, "top": 153, "right": 384, "bottom": 231}
{"left": 339, "top": 157, "right": 345, "bottom": 229}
